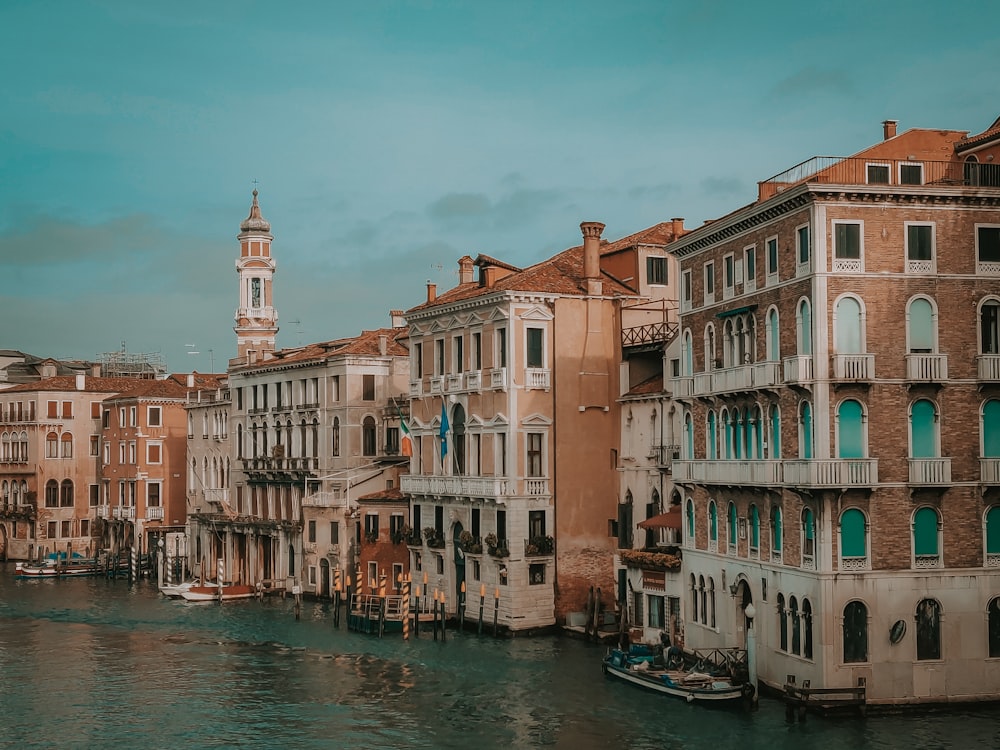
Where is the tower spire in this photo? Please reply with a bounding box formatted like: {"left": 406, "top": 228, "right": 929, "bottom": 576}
{"left": 232, "top": 189, "right": 278, "bottom": 366}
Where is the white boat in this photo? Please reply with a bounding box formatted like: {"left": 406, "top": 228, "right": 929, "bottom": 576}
{"left": 179, "top": 583, "right": 256, "bottom": 602}
{"left": 159, "top": 578, "right": 201, "bottom": 598}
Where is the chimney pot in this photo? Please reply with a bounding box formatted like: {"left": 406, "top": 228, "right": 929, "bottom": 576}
{"left": 458, "top": 256, "right": 474, "bottom": 285}
{"left": 426, "top": 280, "right": 437, "bottom": 302}
{"left": 883, "top": 119, "right": 898, "bottom": 140}
{"left": 671, "top": 217, "right": 685, "bottom": 237}
{"left": 187, "top": 373, "right": 194, "bottom": 388}
{"left": 580, "top": 221, "right": 605, "bottom": 294}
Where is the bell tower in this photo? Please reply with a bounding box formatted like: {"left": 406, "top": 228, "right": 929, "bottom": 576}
{"left": 233, "top": 189, "right": 278, "bottom": 365}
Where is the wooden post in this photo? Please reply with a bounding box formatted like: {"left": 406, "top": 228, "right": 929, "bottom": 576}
{"left": 217, "top": 558, "right": 224, "bottom": 603}
{"left": 493, "top": 587, "right": 500, "bottom": 637}
{"left": 478, "top": 583, "right": 485, "bottom": 636}
{"left": 459, "top": 580, "right": 466, "bottom": 631}
{"left": 584, "top": 585, "right": 595, "bottom": 640}
{"left": 432, "top": 589, "right": 439, "bottom": 640}
{"left": 402, "top": 575, "right": 411, "bottom": 641}
{"left": 413, "top": 584, "right": 421, "bottom": 637}
{"left": 440, "top": 592, "right": 447, "bottom": 643}
{"left": 333, "top": 569, "right": 342, "bottom": 628}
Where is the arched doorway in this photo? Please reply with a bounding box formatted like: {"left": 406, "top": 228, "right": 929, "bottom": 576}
{"left": 735, "top": 578, "right": 753, "bottom": 649}
{"left": 452, "top": 521, "right": 466, "bottom": 606}
{"left": 319, "top": 557, "right": 330, "bottom": 598}
{"left": 0, "top": 522, "right": 7, "bottom": 562}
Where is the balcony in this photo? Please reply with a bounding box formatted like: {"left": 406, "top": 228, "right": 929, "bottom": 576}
{"left": 981, "top": 458, "right": 1000, "bottom": 484}
{"left": 96, "top": 504, "right": 110, "bottom": 519}
{"left": 466, "top": 370, "right": 482, "bottom": 390}
{"left": 400, "top": 474, "right": 549, "bottom": 500}
{"left": 621, "top": 321, "right": 679, "bottom": 350}
{"left": 669, "top": 376, "right": 693, "bottom": 399}
{"left": 204, "top": 489, "right": 230, "bottom": 507}
{"left": 113, "top": 506, "right": 136, "bottom": 521}
{"left": 783, "top": 355, "right": 814, "bottom": 385}
{"left": 490, "top": 367, "right": 508, "bottom": 390}
{"left": 524, "top": 535, "right": 555, "bottom": 557}
{"left": 146, "top": 506, "right": 164, "bottom": 521}
{"left": 908, "top": 458, "right": 952, "bottom": 485}
{"left": 649, "top": 444, "right": 680, "bottom": 470}
{"left": 429, "top": 376, "right": 445, "bottom": 394}
{"left": 906, "top": 354, "right": 948, "bottom": 382}
{"left": 525, "top": 368, "right": 551, "bottom": 390}
{"left": 236, "top": 305, "right": 276, "bottom": 321}
{"left": 978, "top": 355, "right": 1000, "bottom": 381}
{"left": 672, "top": 460, "right": 783, "bottom": 486}
{"left": 914, "top": 554, "right": 941, "bottom": 570}
{"left": 784, "top": 458, "right": 878, "bottom": 487}
{"left": 832, "top": 354, "right": 875, "bottom": 381}
{"left": 840, "top": 555, "right": 869, "bottom": 572}
{"left": 691, "top": 362, "right": 781, "bottom": 396}
{"left": 446, "top": 374, "right": 464, "bottom": 392}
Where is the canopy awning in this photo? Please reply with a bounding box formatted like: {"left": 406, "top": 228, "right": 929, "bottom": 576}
{"left": 715, "top": 304, "right": 758, "bottom": 319}
{"left": 638, "top": 509, "right": 682, "bottom": 530}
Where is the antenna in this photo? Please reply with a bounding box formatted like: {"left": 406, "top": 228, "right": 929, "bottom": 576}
{"left": 288, "top": 319, "right": 303, "bottom": 346}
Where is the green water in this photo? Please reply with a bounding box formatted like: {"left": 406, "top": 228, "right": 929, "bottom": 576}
{"left": 0, "top": 566, "right": 996, "bottom": 750}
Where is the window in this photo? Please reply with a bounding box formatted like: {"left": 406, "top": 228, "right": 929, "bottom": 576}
{"left": 682, "top": 270, "right": 692, "bottom": 309}
{"left": 365, "top": 513, "right": 379, "bottom": 541}
{"left": 62, "top": 401, "right": 73, "bottom": 419}
{"left": 866, "top": 163, "right": 889, "bottom": 184}
{"left": 496, "top": 328, "right": 507, "bottom": 368}
{"left": 47, "top": 400, "right": 58, "bottom": 419}
{"left": 147, "top": 442, "right": 162, "bottom": 464}
{"left": 766, "top": 236, "right": 778, "bottom": 280}
{"left": 45, "top": 480, "right": 59, "bottom": 508}
{"left": 913, "top": 506, "right": 940, "bottom": 568}
{"left": 989, "top": 597, "right": 1000, "bottom": 658}
{"left": 743, "top": 246, "right": 756, "bottom": 291}
{"left": 899, "top": 162, "right": 923, "bottom": 185}
{"left": 727, "top": 502, "right": 737, "bottom": 548}
{"left": 843, "top": 601, "right": 868, "bottom": 663}
{"left": 796, "top": 225, "right": 810, "bottom": 267}
{"left": 529, "top": 563, "right": 546, "bottom": 585}
{"left": 362, "top": 417, "right": 377, "bottom": 456}
{"left": 90, "top": 435, "right": 99, "bottom": 456}
{"left": 915, "top": 599, "right": 941, "bottom": 660}
{"left": 703, "top": 261, "right": 715, "bottom": 303}
{"left": 129, "top": 406, "right": 137, "bottom": 426}
{"left": 723, "top": 254, "right": 735, "bottom": 298}
{"left": 834, "top": 222, "right": 862, "bottom": 268}
{"left": 147, "top": 406, "right": 162, "bottom": 427}
{"left": 330, "top": 520, "right": 340, "bottom": 545}
{"left": 647, "top": 594, "right": 665, "bottom": 628}
{"left": 910, "top": 399, "right": 938, "bottom": 459}
{"left": 89, "top": 484, "right": 99, "bottom": 507}
{"left": 47, "top": 521, "right": 58, "bottom": 539}
{"left": 331, "top": 417, "right": 340, "bottom": 456}
{"left": 977, "top": 226, "right": 1000, "bottom": 273}
{"left": 778, "top": 593, "right": 788, "bottom": 651}
{"left": 837, "top": 399, "right": 865, "bottom": 458}
{"left": 434, "top": 339, "right": 445, "bottom": 376}
{"left": 60, "top": 433, "right": 73, "bottom": 458}
{"left": 802, "top": 507, "right": 815, "bottom": 562}
{"left": 685, "top": 498, "right": 695, "bottom": 541}
{"left": 981, "top": 299, "right": 1000, "bottom": 354}
{"left": 647, "top": 256, "right": 667, "bottom": 285}
{"left": 770, "top": 505, "right": 782, "bottom": 557}
{"left": 840, "top": 508, "right": 867, "bottom": 569}
{"left": 906, "top": 224, "right": 934, "bottom": 272}
{"left": 766, "top": 307, "right": 780, "bottom": 361}
{"left": 46, "top": 432, "right": 58, "bottom": 458}
{"left": 986, "top": 505, "right": 1000, "bottom": 567}
{"left": 791, "top": 596, "right": 801, "bottom": 655}
{"left": 708, "top": 501, "right": 718, "bottom": 549}
{"left": 331, "top": 375, "right": 341, "bottom": 402}
{"left": 768, "top": 404, "right": 781, "bottom": 459}
{"left": 362, "top": 374, "right": 375, "bottom": 401}
{"left": 526, "top": 328, "right": 543, "bottom": 368}
{"left": 799, "top": 401, "right": 813, "bottom": 459}
{"left": 147, "top": 482, "right": 161, "bottom": 507}
{"left": 834, "top": 295, "right": 864, "bottom": 354}
{"left": 749, "top": 504, "right": 760, "bottom": 553}
{"left": 496, "top": 509, "right": 507, "bottom": 541}
{"left": 526, "top": 432, "right": 543, "bottom": 477}
{"left": 472, "top": 332, "right": 482, "bottom": 370}
{"left": 699, "top": 576, "right": 707, "bottom": 625}
{"left": 60, "top": 479, "right": 73, "bottom": 507}
{"left": 803, "top": 599, "right": 813, "bottom": 659}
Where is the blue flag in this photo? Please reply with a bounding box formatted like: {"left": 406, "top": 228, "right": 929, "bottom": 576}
{"left": 439, "top": 402, "right": 449, "bottom": 459}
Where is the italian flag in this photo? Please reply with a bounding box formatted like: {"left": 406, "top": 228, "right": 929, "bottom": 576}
{"left": 397, "top": 404, "right": 413, "bottom": 457}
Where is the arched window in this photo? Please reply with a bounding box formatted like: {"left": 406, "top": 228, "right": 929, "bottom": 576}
{"left": 983, "top": 400, "right": 1000, "bottom": 459}
{"left": 452, "top": 404, "right": 466, "bottom": 475}
{"left": 45, "top": 479, "right": 59, "bottom": 508}
{"left": 835, "top": 296, "right": 863, "bottom": 354}
{"left": 777, "top": 593, "right": 788, "bottom": 651}
{"left": 797, "top": 299, "right": 813, "bottom": 356}
{"left": 767, "top": 307, "right": 780, "bottom": 361}
{"left": 800, "top": 401, "right": 813, "bottom": 459}
{"left": 837, "top": 399, "right": 865, "bottom": 458}
{"left": 682, "top": 330, "right": 693, "bottom": 375}
{"left": 620, "top": 491, "right": 634, "bottom": 550}
{"left": 910, "top": 399, "right": 938, "bottom": 458}
{"left": 790, "top": 596, "right": 801, "bottom": 655}
{"left": 60, "top": 479, "right": 73, "bottom": 507}
{"left": 685, "top": 498, "right": 695, "bottom": 542}
{"left": 981, "top": 298, "right": 1000, "bottom": 355}
{"left": 907, "top": 297, "right": 936, "bottom": 353}
{"left": 46, "top": 431, "right": 58, "bottom": 459}
{"left": 840, "top": 508, "right": 867, "bottom": 569}
{"left": 707, "top": 410, "right": 718, "bottom": 460}
{"left": 802, "top": 507, "right": 816, "bottom": 566}
{"left": 708, "top": 501, "right": 718, "bottom": 549}
{"left": 699, "top": 575, "right": 707, "bottom": 625}
{"left": 843, "top": 601, "right": 868, "bottom": 663}
{"left": 749, "top": 504, "right": 760, "bottom": 553}
{"left": 769, "top": 404, "right": 781, "bottom": 459}
{"left": 1, "top": 480, "right": 7, "bottom": 507}
{"left": 803, "top": 599, "right": 814, "bottom": 659}
{"left": 913, "top": 507, "right": 940, "bottom": 568}
{"left": 331, "top": 417, "right": 340, "bottom": 457}
{"left": 236, "top": 423, "right": 244, "bottom": 459}
{"left": 770, "top": 505, "right": 782, "bottom": 559}
{"left": 709, "top": 577, "right": 716, "bottom": 628}
{"left": 722, "top": 408, "right": 733, "bottom": 459}
{"left": 683, "top": 412, "right": 693, "bottom": 459}
{"left": 916, "top": 599, "right": 941, "bottom": 660}
{"left": 362, "top": 416, "right": 377, "bottom": 457}
{"left": 989, "top": 597, "right": 1000, "bottom": 658}
{"left": 704, "top": 323, "right": 716, "bottom": 369}
{"left": 728, "top": 502, "right": 738, "bottom": 548}
{"left": 60, "top": 432, "right": 73, "bottom": 458}
{"left": 986, "top": 506, "right": 1000, "bottom": 567}
{"left": 966, "top": 154, "right": 981, "bottom": 187}
{"left": 690, "top": 573, "right": 698, "bottom": 623}
{"left": 749, "top": 404, "right": 762, "bottom": 459}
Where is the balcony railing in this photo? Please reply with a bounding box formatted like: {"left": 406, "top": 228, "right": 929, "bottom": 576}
{"left": 96, "top": 504, "right": 110, "bottom": 519}
{"left": 691, "top": 362, "right": 782, "bottom": 396}
{"left": 466, "top": 370, "right": 482, "bottom": 390}
{"left": 908, "top": 458, "right": 952, "bottom": 485}
{"left": 783, "top": 458, "right": 878, "bottom": 487}
{"left": 622, "top": 321, "right": 679, "bottom": 349}
{"left": 906, "top": 354, "right": 948, "bottom": 382}
{"left": 204, "top": 489, "right": 230, "bottom": 506}
{"left": 649, "top": 444, "right": 680, "bottom": 469}
{"left": 525, "top": 368, "right": 551, "bottom": 390}
{"left": 783, "top": 355, "right": 814, "bottom": 384}
{"left": 446, "top": 374, "right": 463, "bottom": 392}
{"left": 490, "top": 367, "right": 508, "bottom": 390}
{"left": 672, "top": 460, "right": 783, "bottom": 485}
{"left": 914, "top": 554, "right": 941, "bottom": 569}
{"left": 832, "top": 354, "right": 875, "bottom": 381}
{"left": 113, "top": 506, "right": 136, "bottom": 521}
{"left": 801, "top": 553, "right": 815, "bottom": 571}
{"left": 981, "top": 458, "right": 1000, "bottom": 484}
{"left": 670, "top": 376, "right": 693, "bottom": 398}
{"left": 146, "top": 506, "right": 164, "bottom": 521}
{"left": 840, "top": 555, "right": 869, "bottom": 572}
{"left": 978, "top": 355, "right": 1000, "bottom": 381}
{"left": 429, "top": 376, "right": 445, "bottom": 394}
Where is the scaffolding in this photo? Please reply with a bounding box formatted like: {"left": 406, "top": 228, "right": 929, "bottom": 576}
{"left": 98, "top": 342, "right": 167, "bottom": 380}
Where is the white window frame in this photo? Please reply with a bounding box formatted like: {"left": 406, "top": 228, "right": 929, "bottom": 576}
{"left": 865, "top": 162, "right": 891, "bottom": 185}
{"left": 146, "top": 440, "right": 163, "bottom": 464}
{"left": 647, "top": 255, "right": 668, "bottom": 286}
{"left": 147, "top": 481, "right": 162, "bottom": 507}
{"left": 743, "top": 245, "right": 756, "bottom": 293}
{"left": 905, "top": 222, "right": 936, "bottom": 274}
{"left": 722, "top": 253, "right": 735, "bottom": 300}
{"left": 765, "top": 235, "right": 779, "bottom": 286}
{"left": 681, "top": 269, "right": 693, "bottom": 311}
{"left": 147, "top": 405, "right": 162, "bottom": 427}
{"left": 129, "top": 406, "right": 137, "bottom": 427}
{"left": 795, "top": 223, "right": 811, "bottom": 276}
{"left": 832, "top": 220, "right": 864, "bottom": 273}
{"left": 975, "top": 224, "right": 1000, "bottom": 276}
{"left": 703, "top": 261, "right": 715, "bottom": 305}
{"left": 899, "top": 161, "right": 924, "bottom": 186}
{"left": 525, "top": 430, "right": 548, "bottom": 479}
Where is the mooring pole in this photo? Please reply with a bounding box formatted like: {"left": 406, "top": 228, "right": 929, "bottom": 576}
{"left": 459, "top": 581, "right": 466, "bottom": 632}
{"left": 493, "top": 587, "right": 500, "bottom": 637}
{"left": 402, "top": 574, "right": 411, "bottom": 641}
{"left": 440, "top": 592, "right": 447, "bottom": 643}
{"left": 478, "top": 583, "right": 485, "bottom": 636}
{"left": 432, "top": 589, "right": 439, "bottom": 641}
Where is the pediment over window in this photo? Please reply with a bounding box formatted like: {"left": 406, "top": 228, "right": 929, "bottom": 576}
{"left": 520, "top": 412, "right": 553, "bottom": 427}
{"left": 519, "top": 305, "right": 554, "bottom": 322}
{"left": 485, "top": 413, "right": 509, "bottom": 426}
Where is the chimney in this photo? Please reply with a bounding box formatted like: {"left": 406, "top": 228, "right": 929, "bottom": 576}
{"left": 458, "top": 256, "right": 474, "bottom": 284}
{"left": 379, "top": 334, "right": 388, "bottom": 356}
{"left": 580, "top": 221, "right": 606, "bottom": 296}
{"left": 390, "top": 310, "right": 405, "bottom": 328}
{"left": 426, "top": 280, "right": 437, "bottom": 303}
{"left": 90, "top": 363, "right": 101, "bottom": 377}
{"left": 75, "top": 373, "right": 86, "bottom": 391}
{"left": 883, "top": 120, "right": 898, "bottom": 140}
{"left": 671, "top": 217, "right": 685, "bottom": 238}
{"left": 187, "top": 373, "right": 195, "bottom": 388}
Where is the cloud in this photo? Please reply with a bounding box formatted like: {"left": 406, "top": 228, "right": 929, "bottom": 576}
{"left": 769, "top": 67, "right": 853, "bottom": 100}
{"left": 427, "top": 192, "right": 491, "bottom": 220}
{"left": 700, "top": 177, "right": 745, "bottom": 199}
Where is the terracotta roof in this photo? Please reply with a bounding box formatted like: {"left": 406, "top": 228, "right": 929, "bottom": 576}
{"left": 233, "top": 327, "right": 408, "bottom": 373}
{"left": 956, "top": 115, "right": 1000, "bottom": 152}
{"left": 624, "top": 373, "right": 664, "bottom": 397}
{"left": 599, "top": 222, "right": 676, "bottom": 255}
{"left": 407, "top": 239, "right": 641, "bottom": 315}
{"left": 357, "top": 487, "right": 406, "bottom": 502}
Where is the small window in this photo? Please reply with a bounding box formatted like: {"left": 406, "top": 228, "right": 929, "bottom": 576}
{"left": 147, "top": 443, "right": 162, "bottom": 464}
{"left": 526, "top": 328, "right": 544, "bottom": 368}
{"left": 899, "top": 163, "right": 923, "bottom": 185}
{"left": 647, "top": 256, "right": 667, "bottom": 285}
{"left": 529, "top": 563, "right": 546, "bottom": 585}
{"left": 866, "top": 164, "right": 890, "bottom": 184}
{"left": 682, "top": 270, "right": 692, "bottom": 307}
{"left": 527, "top": 432, "right": 543, "bottom": 477}
{"left": 977, "top": 226, "right": 1000, "bottom": 271}
{"left": 147, "top": 483, "right": 161, "bottom": 507}
{"left": 797, "top": 225, "right": 810, "bottom": 266}
{"left": 362, "top": 374, "right": 375, "bottom": 401}
{"left": 766, "top": 237, "right": 779, "bottom": 277}
{"left": 147, "top": 406, "right": 162, "bottom": 427}
{"left": 835, "top": 223, "right": 861, "bottom": 259}
{"left": 907, "top": 224, "right": 934, "bottom": 269}
{"left": 744, "top": 246, "right": 756, "bottom": 290}
{"left": 723, "top": 254, "right": 735, "bottom": 296}
{"left": 704, "top": 262, "right": 715, "bottom": 301}
{"left": 62, "top": 401, "right": 73, "bottom": 419}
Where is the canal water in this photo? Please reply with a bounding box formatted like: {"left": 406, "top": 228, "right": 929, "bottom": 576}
{"left": 0, "top": 566, "right": 996, "bottom": 750}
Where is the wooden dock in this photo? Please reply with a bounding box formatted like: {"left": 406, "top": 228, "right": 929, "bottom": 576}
{"left": 783, "top": 675, "right": 867, "bottom": 719}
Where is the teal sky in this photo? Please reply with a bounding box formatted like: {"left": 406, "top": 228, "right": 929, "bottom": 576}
{"left": 2, "top": 1, "right": 998, "bottom": 372}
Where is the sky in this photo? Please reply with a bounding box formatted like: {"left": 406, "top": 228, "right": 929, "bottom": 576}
{"left": 2, "top": 1, "right": 999, "bottom": 373}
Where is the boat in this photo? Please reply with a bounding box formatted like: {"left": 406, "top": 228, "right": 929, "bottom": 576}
{"left": 602, "top": 646, "right": 750, "bottom": 705}
{"left": 159, "top": 578, "right": 201, "bottom": 598}
{"left": 15, "top": 554, "right": 102, "bottom": 578}
{"left": 179, "top": 583, "right": 256, "bottom": 602}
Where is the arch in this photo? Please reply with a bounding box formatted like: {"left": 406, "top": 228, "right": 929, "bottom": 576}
{"left": 682, "top": 329, "right": 694, "bottom": 375}
{"left": 749, "top": 504, "right": 760, "bottom": 550}
{"left": 45, "top": 479, "right": 59, "bottom": 508}
{"left": 906, "top": 296, "right": 936, "bottom": 353}
{"left": 986, "top": 506, "right": 1000, "bottom": 560}
{"left": 708, "top": 577, "right": 716, "bottom": 628}
{"left": 769, "top": 404, "right": 781, "bottom": 459}
{"left": 913, "top": 506, "right": 940, "bottom": 563}
{"left": 802, "top": 507, "right": 816, "bottom": 560}
{"left": 690, "top": 573, "right": 698, "bottom": 623}
{"left": 790, "top": 595, "right": 801, "bottom": 655}
{"left": 843, "top": 600, "right": 868, "bottom": 663}
{"left": 362, "top": 416, "right": 377, "bottom": 456}
{"left": 910, "top": 399, "right": 938, "bottom": 458}
{"left": 721, "top": 408, "right": 733, "bottom": 459}
{"left": 685, "top": 497, "right": 695, "bottom": 541}
{"left": 797, "top": 298, "right": 813, "bottom": 356}
{"left": 331, "top": 417, "right": 341, "bottom": 457}
{"left": 704, "top": 323, "right": 717, "bottom": 369}
{"left": 683, "top": 412, "right": 694, "bottom": 459}
{"left": 60, "top": 479, "right": 73, "bottom": 507}
{"left": 836, "top": 399, "right": 865, "bottom": 458}
{"left": 770, "top": 505, "right": 782, "bottom": 553}
{"left": 989, "top": 597, "right": 1000, "bottom": 658}
{"left": 980, "top": 297, "right": 1000, "bottom": 355}
{"left": 698, "top": 574, "right": 707, "bottom": 625}
{"left": 749, "top": 404, "right": 762, "bottom": 459}
{"left": 983, "top": 399, "right": 1000, "bottom": 457}
{"left": 728, "top": 502, "right": 738, "bottom": 547}
{"left": 708, "top": 500, "right": 718, "bottom": 544}
{"left": 834, "top": 294, "right": 864, "bottom": 354}
{"left": 777, "top": 592, "right": 788, "bottom": 651}
{"left": 707, "top": 410, "right": 718, "bottom": 460}
{"left": 840, "top": 507, "right": 867, "bottom": 560}
{"left": 452, "top": 403, "right": 467, "bottom": 474}
{"left": 60, "top": 432, "right": 73, "bottom": 458}
{"left": 802, "top": 598, "right": 814, "bottom": 659}
{"left": 800, "top": 401, "right": 813, "bottom": 459}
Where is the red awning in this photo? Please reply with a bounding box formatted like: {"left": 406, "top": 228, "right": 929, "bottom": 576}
{"left": 638, "top": 509, "right": 682, "bottom": 530}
